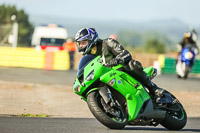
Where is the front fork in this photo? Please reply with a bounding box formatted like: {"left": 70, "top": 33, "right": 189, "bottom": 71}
{"left": 99, "top": 86, "right": 114, "bottom": 105}
{"left": 99, "top": 86, "right": 125, "bottom": 118}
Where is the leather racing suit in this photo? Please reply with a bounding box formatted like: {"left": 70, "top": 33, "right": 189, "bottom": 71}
{"left": 87, "top": 38, "right": 162, "bottom": 96}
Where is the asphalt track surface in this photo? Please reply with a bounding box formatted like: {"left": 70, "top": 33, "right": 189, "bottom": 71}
{"left": 0, "top": 117, "right": 200, "bottom": 133}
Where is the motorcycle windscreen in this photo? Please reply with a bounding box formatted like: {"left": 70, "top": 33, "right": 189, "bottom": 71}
{"left": 78, "top": 54, "right": 96, "bottom": 77}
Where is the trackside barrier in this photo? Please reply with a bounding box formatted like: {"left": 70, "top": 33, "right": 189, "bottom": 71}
{"left": 160, "top": 56, "right": 200, "bottom": 74}
{"left": 0, "top": 47, "right": 70, "bottom": 70}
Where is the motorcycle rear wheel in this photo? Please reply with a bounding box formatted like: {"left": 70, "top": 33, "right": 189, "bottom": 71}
{"left": 160, "top": 92, "right": 187, "bottom": 130}
{"left": 87, "top": 91, "right": 127, "bottom": 129}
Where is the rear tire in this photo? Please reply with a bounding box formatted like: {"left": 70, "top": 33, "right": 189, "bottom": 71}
{"left": 87, "top": 91, "right": 127, "bottom": 129}
{"left": 161, "top": 92, "right": 187, "bottom": 130}
{"left": 177, "top": 74, "right": 181, "bottom": 79}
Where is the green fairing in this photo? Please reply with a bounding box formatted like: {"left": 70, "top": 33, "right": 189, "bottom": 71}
{"left": 100, "top": 70, "right": 150, "bottom": 120}
{"left": 73, "top": 56, "right": 153, "bottom": 121}
{"left": 143, "top": 66, "right": 154, "bottom": 77}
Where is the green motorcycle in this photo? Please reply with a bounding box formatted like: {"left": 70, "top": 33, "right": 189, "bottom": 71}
{"left": 73, "top": 55, "right": 187, "bottom": 130}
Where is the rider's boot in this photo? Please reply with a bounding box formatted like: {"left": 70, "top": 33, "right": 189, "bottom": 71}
{"left": 143, "top": 77, "right": 164, "bottom": 96}
{"left": 128, "top": 70, "right": 166, "bottom": 102}
{"left": 143, "top": 77, "right": 168, "bottom": 103}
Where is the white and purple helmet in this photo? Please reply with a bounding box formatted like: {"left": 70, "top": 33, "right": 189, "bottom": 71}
{"left": 75, "top": 28, "right": 99, "bottom": 55}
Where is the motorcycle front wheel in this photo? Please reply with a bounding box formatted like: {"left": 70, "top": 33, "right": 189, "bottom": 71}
{"left": 87, "top": 91, "right": 128, "bottom": 129}
{"left": 184, "top": 66, "right": 190, "bottom": 79}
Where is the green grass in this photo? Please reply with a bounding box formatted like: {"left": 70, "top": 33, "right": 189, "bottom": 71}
{"left": 20, "top": 114, "right": 49, "bottom": 117}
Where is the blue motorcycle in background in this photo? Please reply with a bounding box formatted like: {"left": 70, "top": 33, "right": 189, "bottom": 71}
{"left": 176, "top": 45, "right": 196, "bottom": 79}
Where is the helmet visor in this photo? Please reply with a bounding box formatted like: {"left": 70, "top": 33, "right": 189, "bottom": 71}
{"left": 76, "top": 41, "right": 88, "bottom": 48}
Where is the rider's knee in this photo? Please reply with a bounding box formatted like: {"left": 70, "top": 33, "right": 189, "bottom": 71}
{"left": 128, "top": 60, "right": 143, "bottom": 71}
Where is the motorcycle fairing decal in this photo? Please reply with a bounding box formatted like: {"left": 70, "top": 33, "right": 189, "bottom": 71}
{"left": 110, "top": 72, "right": 117, "bottom": 77}
{"left": 108, "top": 78, "right": 115, "bottom": 86}
{"left": 117, "top": 80, "right": 122, "bottom": 84}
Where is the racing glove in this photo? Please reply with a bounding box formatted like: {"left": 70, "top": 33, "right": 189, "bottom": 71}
{"left": 104, "top": 58, "right": 122, "bottom": 67}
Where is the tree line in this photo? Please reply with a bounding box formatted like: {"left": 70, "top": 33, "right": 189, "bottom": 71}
{"left": 0, "top": 4, "right": 33, "bottom": 46}
{"left": 116, "top": 30, "right": 175, "bottom": 54}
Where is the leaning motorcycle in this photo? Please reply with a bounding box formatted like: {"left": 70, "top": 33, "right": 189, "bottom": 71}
{"left": 73, "top": 55, "right": 187, "bottom": 130}
{"left": 176, "top": 45, "right": 196, "bottom": 79}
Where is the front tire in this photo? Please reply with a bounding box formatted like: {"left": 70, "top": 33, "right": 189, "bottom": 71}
{"left": 87, "top": 91, "right": 127, "bottom": 129}
{"left": 184, "top": 66, "right": 190, "bottom": 79}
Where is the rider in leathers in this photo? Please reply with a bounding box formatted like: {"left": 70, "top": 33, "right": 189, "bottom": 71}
{"left": 75, "top": 28, "right": 166, "bottom": 102}
{"left": 177, "top": 31, "right": 199, "bottom": 67}
{"left": 177, "top": 31, "right": 199, "bottom": 56}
